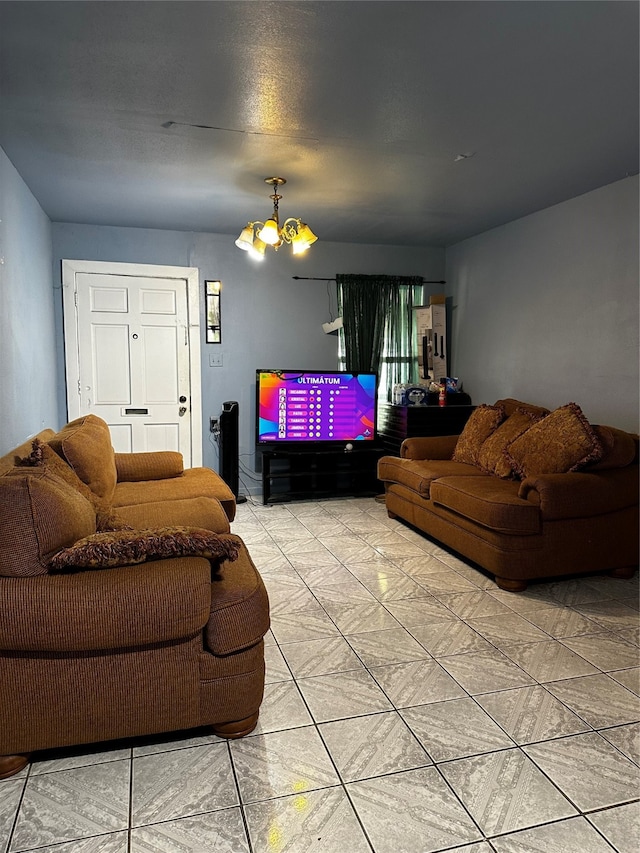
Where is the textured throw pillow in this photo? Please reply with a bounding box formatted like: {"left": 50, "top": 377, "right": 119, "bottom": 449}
{"left": 504, "top": 402, "right": 603, "bottom": 478}
{"left": 477, "top": 409, "right": 544, "bottom": 478}
{"left": 22, "top": 440, "right": 131, "bottom": 531}
{"left": 49, "top": 527, "right": 241, "bottom": 571}
{"left": 452, "top": 404, "right": 506, "bottom": 466}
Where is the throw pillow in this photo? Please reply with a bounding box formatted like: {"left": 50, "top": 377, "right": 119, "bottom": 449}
{"left": 47, "top": 414, "right": 117, "bottom": 502}
{"left": 49, "top": 527, "right": 241, "bottom": 571}
{"left": 504, "top": 402, "right": 603, "bottom": 478}
{"left": 22, "top": 440, "right": 131, "bottom": 531}
{"left": 452, "top": 404, "right": 506, "bottom": 466}
{"left": 477, "top": 409, "right": 544, "bottom": 478}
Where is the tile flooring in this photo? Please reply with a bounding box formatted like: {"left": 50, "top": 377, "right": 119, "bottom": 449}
{"left": 2, "top": 496, "right": 639, "bottom": 853}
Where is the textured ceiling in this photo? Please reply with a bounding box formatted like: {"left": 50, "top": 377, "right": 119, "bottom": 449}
{"left": 0, "top": 1, "right": 638, "bottom": 247}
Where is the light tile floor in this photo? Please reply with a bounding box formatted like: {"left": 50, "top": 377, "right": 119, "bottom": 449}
{"left": 2, "top": 496, "right": 639, "bottom": 853}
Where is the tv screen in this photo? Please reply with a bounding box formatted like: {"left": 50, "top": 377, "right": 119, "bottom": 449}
{"left": 256, "top": 370, "right": 377, "bottom": 446}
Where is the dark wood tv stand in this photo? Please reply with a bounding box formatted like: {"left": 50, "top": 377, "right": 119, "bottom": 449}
{"left": 259, "top": 446, "right": 385, "bottom": 505}
{"left": 377, "top": 401, "right": 475, "bottom": 455}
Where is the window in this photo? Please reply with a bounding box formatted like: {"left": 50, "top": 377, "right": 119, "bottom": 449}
{"left": 337, "top": 276, "right": 424, "bottom": 402}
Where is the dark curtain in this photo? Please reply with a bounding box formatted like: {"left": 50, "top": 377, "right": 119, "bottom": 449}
{"left": 336, "top": 274, "right": 424, "bottom": 384}
{"left": 383, "top": 279, "right": 424, "bottom": 390}
{"left": 336, "top": 274, "right": 390, "bottom": 374}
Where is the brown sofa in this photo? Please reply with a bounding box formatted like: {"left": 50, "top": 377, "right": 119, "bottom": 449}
{"left": 378, "top": 398, "right": 639, "bottom": 592}
{"left": 0, "top": 414, "right": 270, "bottom": 779}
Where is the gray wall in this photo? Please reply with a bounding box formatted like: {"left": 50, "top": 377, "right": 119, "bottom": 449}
{"left": 51, "top": 223, "right": 444, "bottom": 490}
{"left": 446, "top": 176, "right": 639, "bottom": 432}
{"left": 3, "top": 137, "right": 636, "bottom": 469}
{"left": 0, "top": 148, "right": 57, "bottom": 453}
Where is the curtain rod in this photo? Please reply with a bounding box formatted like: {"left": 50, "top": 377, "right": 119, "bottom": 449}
{"left": 291, "top": 276, "right": 446, "bottom": 284}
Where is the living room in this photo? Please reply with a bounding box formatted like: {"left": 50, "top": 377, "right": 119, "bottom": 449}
{"left": 1, "top": 3, "right": 638, "bottom": 465}
{"left": 0, "top": 2, "right": 638, "bottom": 852}
{"left": 2, "top": 154, "right": 638, "bottom": 466}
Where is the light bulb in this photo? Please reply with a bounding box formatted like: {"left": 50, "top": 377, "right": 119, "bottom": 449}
{"left": 235, "top": 225, "right": 255, "bottom": 251}
{"left": 249, "top": 237, "right": 267, "bottom": 260}
{"left": 257, "top": 218, "right": 280, "bottom": 245}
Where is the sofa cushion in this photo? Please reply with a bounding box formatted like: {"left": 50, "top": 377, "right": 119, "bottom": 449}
{"left": 49, "top": 527, "right": 241, "bottom": 571}
{"left": 494, "top": 398, "right": 550, "bottom": 419}
{"left": 477, "top": 410, "right": 544, "bottom": 479}
{"left": 452, "top": 404, "right": 506, "bottom": 466}
{"left": 22, "top": 440, "right": 131, "bottom": 531}
{"left": 377, "top": 456, "right": 485, "bottom": 497}
{"left": 116, "top": 496, "right": 231, "bottom": 534}
{"left": 47, "top": 414, "right": 117, "bottom": 503}
{"left": 430, "top": 476, "right": 541, "bottom": 535}
{"left": 0, "top": 468, "right": 96, "bottom": 576}
{"left": 113, "top": 467, "right": 235, "bottom": 510}
{"left": 505, "top": 403, "right": 603, "bottom": 478}
{"left": 586, "top": 426, "right": 638, "bottom": 471}
{"left": 205, "top": 537, "right": 271, "bottom": 656}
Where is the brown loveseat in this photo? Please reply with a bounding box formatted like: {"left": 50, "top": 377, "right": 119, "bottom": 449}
{"left": 378, "top": 398, "right": 639, "bottom": 591}
{"left": 0, "top": 414, "right": 270, "bottom": 780}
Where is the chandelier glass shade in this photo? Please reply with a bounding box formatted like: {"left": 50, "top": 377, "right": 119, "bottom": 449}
{"left": 235, "top": 177, "right": 318, "bottom": 259}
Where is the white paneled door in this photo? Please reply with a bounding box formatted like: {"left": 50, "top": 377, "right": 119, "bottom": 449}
{"left": 62, "top": 260, "right": 202, "bottom": 466}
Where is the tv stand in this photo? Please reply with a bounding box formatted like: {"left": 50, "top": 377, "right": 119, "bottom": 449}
{"left": 260, "top": 446, "right": 384, "bottom": 505}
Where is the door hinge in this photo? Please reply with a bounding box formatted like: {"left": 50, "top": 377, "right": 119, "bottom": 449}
{"left": 77, "top": 379, "right": 81, "bottom": 396}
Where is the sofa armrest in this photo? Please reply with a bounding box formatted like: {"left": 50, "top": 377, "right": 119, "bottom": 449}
{"left": 0, "top": 557, "right": 212, "bottom": 653}
{"left": 115, "top": 451, "right": 184, "bottom": 482}
{"left": 518, "top": 467, "right": 639, "bottom": 520}
{"left": 401, "top": 435, "right": 459, "bottom": 460}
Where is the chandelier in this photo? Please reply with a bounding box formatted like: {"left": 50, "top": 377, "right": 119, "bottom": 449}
{"left": 235, "top": 177, "right": 318, "bottom": 259}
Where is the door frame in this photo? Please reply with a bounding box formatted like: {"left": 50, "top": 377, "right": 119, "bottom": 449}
{"left": 61, "top": 259, "right": 203, "bottom": 467}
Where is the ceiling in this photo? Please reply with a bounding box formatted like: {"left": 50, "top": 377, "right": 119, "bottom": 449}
{"left": 1, "top": 1, "right": 638, "bottom": 248}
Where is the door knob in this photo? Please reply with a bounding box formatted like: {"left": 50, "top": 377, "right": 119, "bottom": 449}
{"left": 179, "top": 395, "right": 187, "bottom": 403}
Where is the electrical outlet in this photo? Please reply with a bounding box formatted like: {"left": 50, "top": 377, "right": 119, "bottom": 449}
{"left": 209, "top": 352, "right": 223, "bottom": 367}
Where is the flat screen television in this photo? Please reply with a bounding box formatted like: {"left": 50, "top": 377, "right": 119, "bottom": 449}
{"left": 256, "top": 369, "right": 377, "bottom": 449}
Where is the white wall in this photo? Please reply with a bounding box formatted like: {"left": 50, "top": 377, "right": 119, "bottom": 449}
{"left": 52, "top": 223, "right": 444, "bottom": 490}
{"left": 0, "top": 147, "right": 57, "bottom": 454}
{"left": 446, "top": 176, "right": 639, "bottom": 432}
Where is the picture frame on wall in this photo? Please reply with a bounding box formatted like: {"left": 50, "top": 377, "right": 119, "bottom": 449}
{"left": 205, "top": 280, "right": 222, "bottom": 343}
